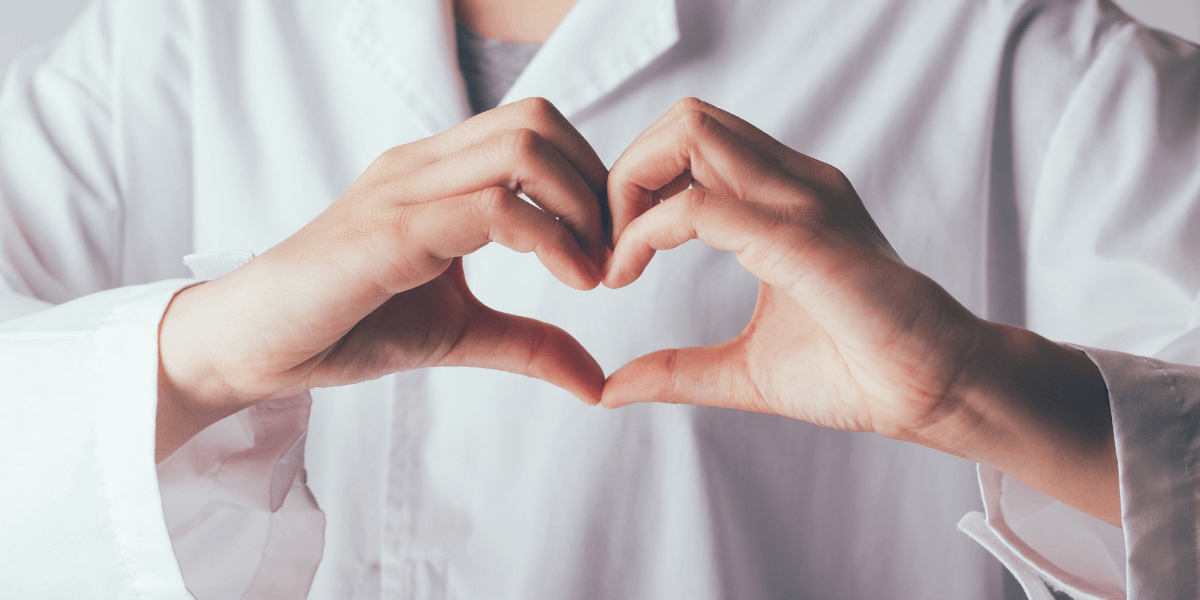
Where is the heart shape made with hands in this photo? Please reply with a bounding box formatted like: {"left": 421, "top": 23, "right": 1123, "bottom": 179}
{"left": 166, "top": 97, "right": 970, "bottom": 446}
{"left": 158, "top": 98, "right": 989, "bottom": 466}
{"left": 161, "top": 96, "right": 1121, "bottom": 527}
{"left": 440, "top": 97, "right": 972, "bottom": 442}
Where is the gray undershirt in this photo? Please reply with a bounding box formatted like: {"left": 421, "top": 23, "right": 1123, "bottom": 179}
{"left": 456, "top": 22, "right": 542, "bottom": 114}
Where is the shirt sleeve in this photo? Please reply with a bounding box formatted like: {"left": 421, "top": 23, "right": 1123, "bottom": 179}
{"left": 0, "top": 271, "right": 325, "bottom": 600}
{"left": 157, "top": 252, "right": 325, "bottom": 600}
{"left": 0, "top": 280, "right": 197, "bottom": 599}
{"left": 959, "top": 345, "right": 1200, "bottom": 600}
{"left": 0, "top": 2, "right": 323, "bottom": 597}
{"left": 958, "top": 2, "right": 1200, "bottom": 598}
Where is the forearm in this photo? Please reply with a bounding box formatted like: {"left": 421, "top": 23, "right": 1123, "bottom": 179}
{"left": 908, "top": 321, "right": 1120, "bottom": 526}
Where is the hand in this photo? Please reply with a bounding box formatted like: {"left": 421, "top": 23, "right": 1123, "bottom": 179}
{"left": 603, "top": 98, "right": 981, "bottom": 438}
{"left": 158, "top": 98, "right": 608, "bottom": 459}
{"left": 602, "top": 99, "right": 1118, "bottom": 524}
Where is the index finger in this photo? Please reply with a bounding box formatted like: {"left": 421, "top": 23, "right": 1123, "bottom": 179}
{"left": 399, "top": 97, "right": 610, "bottom": 194}
{"left": 608, "top": 107, "right": 805, "bottom": 243}
{"left": 610, "top": 99, "right": 850, "bottom": 241}
{"left": 628, "top": 98, "right": 841, "bottom": 191}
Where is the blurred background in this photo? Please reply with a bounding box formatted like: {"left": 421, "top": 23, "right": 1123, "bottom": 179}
{"left": 0, "top": 0, "right": 1197, "bottom": 73}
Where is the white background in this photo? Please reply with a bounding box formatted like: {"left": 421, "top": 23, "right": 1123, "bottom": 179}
{"left": 0, "top": 0, "right": 1197, "bottom": 74}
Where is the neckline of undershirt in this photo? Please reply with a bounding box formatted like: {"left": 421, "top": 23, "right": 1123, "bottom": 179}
{"left": 456, "top": 22, "right": 544, "bottom": 115}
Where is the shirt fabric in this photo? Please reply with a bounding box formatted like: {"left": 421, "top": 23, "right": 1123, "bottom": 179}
{"left": 1, "top": 0, "right": 1200, "bottom": 599}
{"left": 456, "top": 23, "right": 542, "bottom": 114}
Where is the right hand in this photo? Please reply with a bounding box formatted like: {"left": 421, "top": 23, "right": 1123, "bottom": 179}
{"left": 157, "top": 98, "right": 609, "bottom": 459}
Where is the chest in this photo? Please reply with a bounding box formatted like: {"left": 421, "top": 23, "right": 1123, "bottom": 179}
{"left": 185, "top": 0, "right": 1007, "bottom": 320}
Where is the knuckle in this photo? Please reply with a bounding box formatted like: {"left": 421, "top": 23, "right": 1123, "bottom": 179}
{"left": 368, "top": 144, "right": 424, "bottom": 184}
{"left": 675, "top": 187, "right": 708, "bottom": 212}
{"left": 501, "top": 128, "right": 546, "bottom": 162}
{"left": 364, "top": 149, "right": 399, "bottom": 177}
{"left": 817, "top": 163, "right": 854, "bottom": 195}
{"left": 776, "top": 190, "right": 818, "bottom": 220}
{"left": 665, "top": 349, "right": 684, "bottom": 401}
{"left": 671, "top": 96, "right": 707, "bottom": 116}
{"left": 678, "top": 109, "right": 718, "bottom": 142}
{"left": 380, "top": 145, "right": 405, "bottom": 162}
{"left": 679, "top": 108, "right": 713, "bottom": 130}
{"left": 474, "top": 186, "right": 514, "bottom": 216}
{"left": 516, "top": 96, "right": 561, "bottom": 125}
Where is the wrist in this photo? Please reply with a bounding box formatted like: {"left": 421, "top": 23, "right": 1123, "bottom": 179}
{"left": 156, "top": 283, "right": 249, "bottom": 460}
{"left": 956, "top": 324, "right": 1113, "bottom": 464}
{"left": 908, "top": 321, "right": 1120, "bottom": 524}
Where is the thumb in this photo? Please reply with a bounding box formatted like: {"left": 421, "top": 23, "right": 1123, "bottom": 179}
{"left": 441, "top": 304, "right": 605, "bottom": 405}
{"left": 601, "top": 339, "right": 756, "bottom": 411}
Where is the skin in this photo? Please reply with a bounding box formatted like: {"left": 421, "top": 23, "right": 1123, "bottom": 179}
{"left": 601, "top": 99, "right": 1119, "bottom": 526}
{"left": 158, "top": 98, "right": 610, "bottom": 459}
{"left": 159, "top": 0, "right": 1121, "bottom": 529}
{"left": 158, "top": 1, "right": 588, "bottom": 460}
{"left": 454, "top": 0, "right": 578, "bottom": 43}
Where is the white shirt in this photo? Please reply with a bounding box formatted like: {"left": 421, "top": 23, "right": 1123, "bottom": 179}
{"left": 1, "top": 0, "right": 1198, "bottom": 598}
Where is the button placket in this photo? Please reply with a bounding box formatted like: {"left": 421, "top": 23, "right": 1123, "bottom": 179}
{"left": 381, "top": 371, "right": 449, "bottom": 599}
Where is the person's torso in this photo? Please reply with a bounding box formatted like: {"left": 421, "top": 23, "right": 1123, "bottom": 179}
{"left": 108, "top": 0, "right": 1060, "bottom": 596}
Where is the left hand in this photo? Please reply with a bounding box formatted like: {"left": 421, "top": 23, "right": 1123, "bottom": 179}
{"left": 601, "top": 98, "right": 986, "bottom": 441}
{"left": 601, "top": 99, "right": 1119, "bottom": 525}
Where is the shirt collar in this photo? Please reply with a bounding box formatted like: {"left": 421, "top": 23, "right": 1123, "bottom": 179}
{"left": 340, "top": 0, "right": 680, "bottom": 135}
{"left": 502, "top": 0, "right": 680, "bottom": 119}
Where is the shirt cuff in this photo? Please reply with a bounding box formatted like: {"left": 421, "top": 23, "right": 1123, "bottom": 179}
{"left": 157, "top": 393, "right": 324, "bottom": 600}
{"left": 959, "top": 345, "right": 1200, "bottom": 600}
{"left": 155, "top": 250, "right": 325, "bottom": 600}
{"left": 1089, "top": 346, "right": 1200, "bottom": 599}
{"left": 0, "top": 280, "right": 198, "bottom": 599}
{"left": 960, "top": 465, "right": 1125, "bottom": 600}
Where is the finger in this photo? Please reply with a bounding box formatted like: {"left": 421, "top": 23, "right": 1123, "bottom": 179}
{"left": 407, "top": 187, "right": 601, "bottom": 291}
{"left": 397, "top": 97, "right": 609, "bottom": 193}
{"left": 402, "top": 128, "right": 605, "bottom": 264}
{"left": 623, "top": 98, "right": 699, "bottom": 149}
{"left": 604, "top": 188, "right": 802, "bottom": 290}
{"left": 608, "top": 107, "right": 805, "bottom": 244}
{"left": 440, "top": 304, "right": 605, "bottom": 405}
{"left": 615, "top": 98, "right": 753, "bottom": 174}
{"left": 653, "top": 169, "right": 694, "bottom": 203}
{"left": 600, "top": 340, "right": 758, "bottom": 412}
{"left": 628, "top": 98, "right": 848, "bottom": 197}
